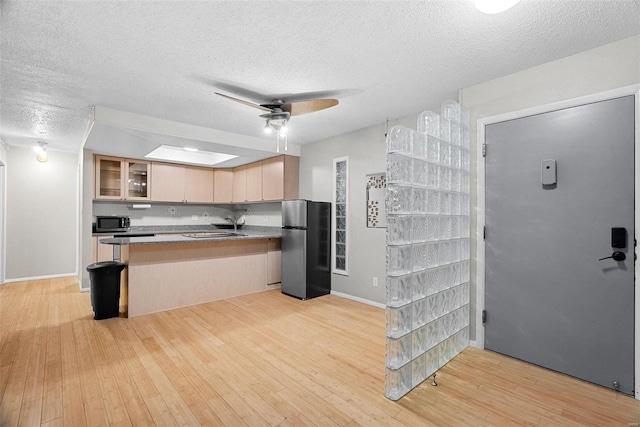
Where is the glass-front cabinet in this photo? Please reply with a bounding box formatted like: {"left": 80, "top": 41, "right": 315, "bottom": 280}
{"left": 95, "top": 155, "right": 150, "bottom": 200}
{"left": 126, "top": 160, "right": 149, "bottom": 199}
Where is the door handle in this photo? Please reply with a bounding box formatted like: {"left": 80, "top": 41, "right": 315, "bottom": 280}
{"left": 598, "top": 251, "right": 626, "bottom": 261}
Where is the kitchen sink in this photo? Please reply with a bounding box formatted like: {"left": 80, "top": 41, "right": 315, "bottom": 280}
{"left": 182, "top": 232, "right": 244, "bottom": 238}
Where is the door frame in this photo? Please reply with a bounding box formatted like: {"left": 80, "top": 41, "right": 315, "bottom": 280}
{"left": 0, "top": 158, "right": 5, "bottom": 285}
{"left": 474, "top": 85, "right": 640, "bottom": 400}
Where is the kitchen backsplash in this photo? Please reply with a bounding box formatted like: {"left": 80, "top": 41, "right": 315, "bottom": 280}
{"left": 93, "top": 201, "right": 284, "bottom": 227}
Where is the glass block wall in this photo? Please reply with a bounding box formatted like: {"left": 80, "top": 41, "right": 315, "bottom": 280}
{"left": 384, "top": 100, "right": 471, "bottom": 400}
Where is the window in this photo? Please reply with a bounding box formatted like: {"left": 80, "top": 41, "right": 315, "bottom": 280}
{"left": 333, "top": 157, "right": 349, "bottom": 275}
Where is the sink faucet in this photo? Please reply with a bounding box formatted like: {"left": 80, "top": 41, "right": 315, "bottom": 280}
{"left": 226, "top": 211, "right": 246, "bottom": 233}
{"left": 226, "top": 215, "right": 238, "bottom": 233}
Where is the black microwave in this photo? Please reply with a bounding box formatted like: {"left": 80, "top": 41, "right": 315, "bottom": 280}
{"left": 95, "top": 216, "right": 130, "bottom": 233}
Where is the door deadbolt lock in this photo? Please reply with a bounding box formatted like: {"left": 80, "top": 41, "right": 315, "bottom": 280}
{"left": 598, "top": 251, "right": 626, "bottom": 262}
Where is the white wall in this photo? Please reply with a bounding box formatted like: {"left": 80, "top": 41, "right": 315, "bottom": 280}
{"left": 90, "top": 200, "right": 282, "bottom": 227}
{"left": 300, "top": 114, "right": 433, "bottom": 304}
{"left": 461, "top": 35, "right": 640, "bottom": 342}
{"left": 0, "top": 140, "right": 7, "bottom": 165}
{"left": 0, "top": 140, "right": 7, "bottom": 284}
{"left": 79, "top": 150, "right": 94, "bottom": 290}
{"left": 6, "top": 146, "right": 78, "bottom": 280}
{"left": 241, "top": 202, "right": 283, "bottom": 227}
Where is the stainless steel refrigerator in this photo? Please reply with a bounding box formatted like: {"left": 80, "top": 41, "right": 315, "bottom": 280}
{"left": 281, "top": 200, "right": 331, "bottom": 299}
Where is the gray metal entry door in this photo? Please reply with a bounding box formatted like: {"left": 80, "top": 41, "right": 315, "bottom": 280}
{"left": 484, "top": 95, "right": 635, "bottom": 395}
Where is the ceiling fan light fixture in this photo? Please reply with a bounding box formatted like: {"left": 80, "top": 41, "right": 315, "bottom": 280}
{"left": 263, "top": 114, "right": 290, "bottom": 151}
{"left": 474, "top": 0, "right": 520, "bottom": 14}
{"left": 34, "top": 141, "right": 48, "bottom": 163}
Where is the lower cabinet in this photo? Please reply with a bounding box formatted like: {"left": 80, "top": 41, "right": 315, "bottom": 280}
{"left": 93, "top": 236, "right": 114, "bottom": 262}
{"left": 267, "top": 238, "right": 282, "bottom": 285}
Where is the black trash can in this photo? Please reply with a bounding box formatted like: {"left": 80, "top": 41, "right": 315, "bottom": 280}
{"left": 86, "top": 261, "right": 126, "bottom": 320}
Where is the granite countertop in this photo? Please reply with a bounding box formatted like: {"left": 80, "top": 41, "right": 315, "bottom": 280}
{"left": 96, "top": 225, "right": 281, "bottom": 246}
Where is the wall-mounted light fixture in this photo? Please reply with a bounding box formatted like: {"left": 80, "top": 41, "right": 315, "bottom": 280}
{"left": 474, "top": 0, "right": 520, "bottom": 14}
{"left": 34, "top": 141, "right": 48, "bottom": 163}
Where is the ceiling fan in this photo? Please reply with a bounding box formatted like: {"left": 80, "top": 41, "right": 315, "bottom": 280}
{"left": 215, "top": 92, "right": 339, "bottom": 119}
{"left": 215, "top": 91, "right": 339, "bottom": 150}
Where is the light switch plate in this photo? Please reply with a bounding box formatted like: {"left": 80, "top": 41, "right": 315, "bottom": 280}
{"left": 541, "top": 159, "right": 557, "bottom": 185}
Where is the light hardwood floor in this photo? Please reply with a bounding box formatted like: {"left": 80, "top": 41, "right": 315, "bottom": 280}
{"left": 1, "top": 277, "right": 639, "bottom": 426}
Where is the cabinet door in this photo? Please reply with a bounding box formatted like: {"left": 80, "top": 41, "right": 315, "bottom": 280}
{"left": 184, "top": 166, "right": 214, "bottom": 203}
{"left": 151, "top": 162, "right": 186, "bottom": 202}
{"left": 95, "top": 156, "right": 124, "bottom": 200}
{"left": 262, "top": 155, "right": 300, "bottom": 201}
{"left": 94, "top": 236, "right": 115, "bottom": 262}
{"left": 213, "top": 169, "right": 234, "bottom": 203}
{"left": 233, "top": 165, "right": 247, "bottom": 203}
{"left": 125, "top": 160, "right": 150, "bottom": 200}
{"left": 246, "top": 161, "right": 263, "bottom": 202}
{"left": 267, "top": 238, "right": 282, "bottom": 284}
{"left": 283, "top": 155, "right": 300, "bottom": 200}
{"left": 262, "top": 156, "right": 284, "bottom": 201}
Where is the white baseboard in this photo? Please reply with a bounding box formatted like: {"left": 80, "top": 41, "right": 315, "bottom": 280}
{"left": 330, "top": 290, "right": 385, "bottom": 309}
{"left": 469, "top": 339, "right": 483, "bottom": 349}
{"left": 4, "top": 272, "right": 77, "bottom": 283}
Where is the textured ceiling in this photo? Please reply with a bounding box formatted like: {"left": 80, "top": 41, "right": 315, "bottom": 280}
{"left": 1, "top": 1, "right": 639, "bottom": 157}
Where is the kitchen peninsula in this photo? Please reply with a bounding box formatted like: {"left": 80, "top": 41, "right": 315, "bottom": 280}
{"left": 98, "top": 227, "right": 282, "bottom": 317}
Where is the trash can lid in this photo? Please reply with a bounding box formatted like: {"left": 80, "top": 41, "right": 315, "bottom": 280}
{"left": 86, "top": 261, "right": 126, "bottom": 272}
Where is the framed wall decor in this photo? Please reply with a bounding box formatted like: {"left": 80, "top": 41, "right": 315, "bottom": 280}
{"left": 366, "top": 172, "right": 386, "bottom": 228}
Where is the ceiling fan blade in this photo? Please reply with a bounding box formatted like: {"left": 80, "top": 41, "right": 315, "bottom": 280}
{"left": 283, "top": 99, "right": 339, "bottom": 116}
{"left": 272, "top": 89, "right": 362, "bottom": 103}
{"left": 215, "top": 92, "right": 271, "bottom": 112}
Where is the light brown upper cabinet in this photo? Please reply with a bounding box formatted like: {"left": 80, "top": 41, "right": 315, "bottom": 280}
{"left": 233, "top": 155, "right": 299, "bottom": 202}
{"left": 262, "top": 155, "right": 300, "bottom": 201}
{"left": 246, "top": 161, "right": 263, "bottom": 202}
{"left": 213, "top": 169, "right": 233, "bottom": 203}
{"left": 95, "top": 155, "right": 150, "bottom": 201}
{"left": 151, "top": 162, "right": 213, "bottom": 203}
{"left": 150, "top": 162, "right": 183, "bottom": 202}
{"left": 232, "top": 165, "right": 247, "bottom": 203}
{"left": 184, "top": 166, "right": 214, "bottom": 204}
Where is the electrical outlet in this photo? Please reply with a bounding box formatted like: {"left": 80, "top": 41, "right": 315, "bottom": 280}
{"left": 372, "top": 277, "right": 378, "bottom": 287}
